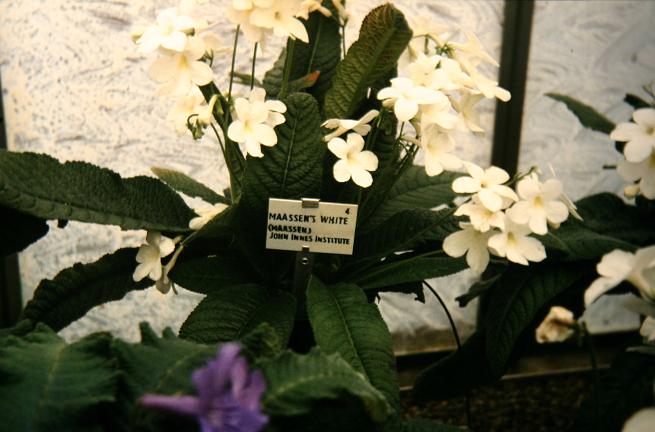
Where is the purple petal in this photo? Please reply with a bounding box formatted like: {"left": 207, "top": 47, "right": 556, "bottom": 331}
{"left": 237, "top": 370, "right": 266, "bottom": 411}
{"left": 193, "top": 343, "right": 244, "bottom": 402}
{"left": 140, "top": 394, "right": 200, "bottom": 417}
{"left": 199, "top": 404, "right": 269, "bottom": 432}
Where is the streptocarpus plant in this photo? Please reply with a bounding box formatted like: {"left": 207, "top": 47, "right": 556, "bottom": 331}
{"left": 1, "top": 1, "right": 646, "bottom": 431}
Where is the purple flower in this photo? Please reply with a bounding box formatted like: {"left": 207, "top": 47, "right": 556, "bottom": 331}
{"left": 140, "top": 343, "right": 268, "bottom": 432}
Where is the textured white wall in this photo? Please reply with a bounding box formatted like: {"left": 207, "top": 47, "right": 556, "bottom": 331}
{"left": 521, "top": 0, "right": 655, "bottom": 332}
{"left": 0, "top": 0, "right": 503, "bottom": 347}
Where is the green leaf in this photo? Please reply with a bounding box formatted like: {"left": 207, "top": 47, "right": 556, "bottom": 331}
{"left": 151, "top": 167, "right": 228, "bottom": 204}
{"left": 263, "top": 8, "right": 341, "bottom": 104}
{"left": 574, "top": 352, "right": 655, "bottom": 432}
{"left": 241, "top": 92, "right": 324, "bottom": 215}
{"left": 624, "top": 93, "right": 651, "bottom": 110}
{"left": 240, "top": 322, "right": 284, "bottom": 364}
{"left": 547, "top": 93, "right": 615, "bottom": 134}
{"left": 307, "top": 278, "right": 399, "bottom": 411}
{"left": 238, "top": 92, "right": 324, "bottom": 279}
{"left": 0, "top": 151, "right": 195, "bottom": 232}
{"left": 354, "top": 208, "right": 454, "bottom": 262}
{"left": 350, "top": 255, "right": 467, "bottom": 290}
{"left": 0, "top": 325, "right": 117, "bottom": 432}
{"left": 169, "top": 255, "right": 258, "bottom": 294}
{"left": 178, "top": 284, "right": 296, "bottom": 346}
{"left": 262, "top": 348, "right": 392, "bottom": 423}
{"left": 0, "top": 205, "right": 49, "bottom": 256}
{"left": 324, "top": 4, "right": 412, "bottom": 119}
{"left": 364, "top": 167, "right": 460, "bottom": 231}
{"left": 20, "top": 248, "right": 151, "bottom": 331}
{"left": 483, "top": 262, "right": 593, "bottom": 376}
{"left": 111, "top": 323, "right": 216, "bottom": 431}
{"left": 384, "top": 418, "right": 463, "bottom": 432}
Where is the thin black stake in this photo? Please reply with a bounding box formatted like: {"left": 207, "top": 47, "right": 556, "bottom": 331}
{"left": 423, "top": 281, "right": 472, "bottom": 429}
{"left": 251, "top": 43, "right": 258, "bottom": 90}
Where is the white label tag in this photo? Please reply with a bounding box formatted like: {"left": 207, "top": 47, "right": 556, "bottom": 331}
{"left": 266, "top": 198, "right": 358, "bottom": 255}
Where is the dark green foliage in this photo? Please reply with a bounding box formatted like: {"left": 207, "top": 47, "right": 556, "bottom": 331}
{"left": 0, "top": 325, "right": 117, "bottom": 432}
{"left": 0, "top": 151, "right": 194, "bottom": 232}
{"left": 575, "top": 352, "right": 655, "bottom": 432}
{"left": 20, "top": 248, "right": 151, "bottom": 331}
{"left": 179, "top": 284, "right": 296, "bottom": 346}
{"left": 324, "top": 4, "right": 412, "bottom": 119}
{"left": 169, "top": 255, "right": 258, "bottom": 294}
{"left": 151, "top": 167, "right": 228, "bottom": 204}
{"left": 547, "top": 93, "right": 615, "bottom": 134}
{"left": 307, "top": 278, "right": 400, "bottom": 411}
{"left": 0, "top": 205, "right": 49, "bottom": 257}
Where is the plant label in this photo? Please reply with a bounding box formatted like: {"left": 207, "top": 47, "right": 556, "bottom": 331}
{"left": 266, "top": 198, "right": 358, "bottom": 255}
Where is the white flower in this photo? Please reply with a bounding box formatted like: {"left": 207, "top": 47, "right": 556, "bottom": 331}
{"left": 430, "top": 57, "right": 474, "bottom": 92}
{"left": 468, "top": 69, "right": 511, "bottom": 102}
{"left": 443, "top": 222, "right": 493, "bottom": 274}
{"left": 535, "top": 306, "right": 576, "bottom": 343}
{"left": 452, "top": 162, "right": 518, "bottom": 212}
{"left": 640, "top": 317, "right": 655, "bottom": 343}
{"left": 296, "top": 0, "right": 332, "bottom": 19}
{"left": 506, "top": 175, "right": 569, "bottom": 235}
{"left": 455, "top": 195, "right": 506, "bottom": 232}
{"left": 328, "top": 133, "right": 379, "bottom": 188}
{"left": 584, "top": 246, "right": 655, "bottom": 306}
{"left": 189, "top": 202, "right": 228, "bottom": 230}
{"left": 623, "top": 408, "right": 655, "bottom": 432}
{"left": 148, "top": 36, "right": 214, "bottom": 96}
{"left": 453, "top": 93, "right": 484, "bottom": 133}
{"left": 488, "top": 217, "right": 546, "bottom": 265}
{"left": 419, "top": 92, "right": 459, "bottom": 131}
{"left": 136, "top": 7, "right": 197, "bottom": 53}
{"left": 548, "top": 164, "right": 583, "bottom": 221}
{"left": 377, "top": 78, "right": 443, "bottom": 122}
{"left": 228, "top": 0, "right": 273, "bottom": 44}
{"left": 421, "top": 125, "right": 461, "bottom": 176}
{"left": 227, "top": 88, "right": 287, "bottom": 158}
{"left": 618, "top": 149, "right": 655, "bottom": 199}
{"left": 322, "top": 110, "right": 379, "bottom": 142}
{"left": 407, "top": 53, "right": 442, "bottom": 88}
{"left": 451, "top": 30, "right": 499, "bottom": 68}
{"left": 610, "top": 108, "right": 655, "bottom": 163}
{"left": 167, "top": 88, "right": 217, "bottom": 134}
{"left": 249, "top": 0, "right": 309, "bottom": 43}
{"left": 133, "top": 232, "right": 176, "bottom": 282}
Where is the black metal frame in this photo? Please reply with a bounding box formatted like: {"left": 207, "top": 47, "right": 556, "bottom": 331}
{"left": 0, "top": 73, "right": 23, "bottom": 327}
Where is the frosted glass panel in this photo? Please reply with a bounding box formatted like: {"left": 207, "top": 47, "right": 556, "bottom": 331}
{"left": 0, "top": 0, "right": 503, "bottom": 348}
{"left": 520, "top": 0, "right": 655, "bottom": 332}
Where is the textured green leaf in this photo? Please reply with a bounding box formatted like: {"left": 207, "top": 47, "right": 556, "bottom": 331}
{"left": 238, "top": 92, "right": 324, "bottom": 279}
{"left": 263, "top": 8, "right": 341, "bottom": 104}
{"left": 179, "top": 284, "right": 296, "bottom": 346}
{"left": 355, "top": 208, "right": 454, "bottom": 262}
{"left": 20, "top": 248, "right": 151, "bottom": 331}
{"left": 324, "top": 4, "right": 412, "bottom": 119}
{"left": 169, "top": 255, "right": 258, "bottom": 294}
{"left": 547, "top": 93, "right": 615, "bottom": 134}
{"left": 0, "top": 205, "right": 49, "bottom": 256}
{"left": 0, "top": 325, "right": 117, "bottom": 432}
{"left": 0, "top": 151, "right": 194, "bottom": 232}
{"left": 484, "top": 262, "right": 593, "bottom": 375}
{"left": 262, "top": 348, "right": 391, "bottom": 422}
{"left": 350, "top": 255, "right": 467, "bottom": 290}
{"left": 151, "top": 167, "right": 228, "bottom": 204}
{"left": 307, "top": 278, "right": 399, "bottom": 411}
{"left": 111, "top": 323, "right": 216, "bottom": 431}
{"left": 240, "top": 322, "right": 284, "bottom": 364}
{"left": 364, "top": 167, "right": 460, "bottom": 230}
{"left": 241, "top": 92, "right": 324, "bottom": 214}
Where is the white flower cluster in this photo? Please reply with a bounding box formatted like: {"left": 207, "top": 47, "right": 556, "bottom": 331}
{"left": 443, "top": 164, "right": 576, "bottom": 274}
{"left": 376, "top": 30, "right": 510, "bottom": 178}
{"left": 611, "top": 107, "right": 655, "bottom": 199}
{"left": 133, "top": 0, "right": 228, "bottom": 136}
{"left": 227, "top": 0, "right": 310, "bottom": 44}
{"left": 585, "top": 245, "right": 655, "bottom": 343}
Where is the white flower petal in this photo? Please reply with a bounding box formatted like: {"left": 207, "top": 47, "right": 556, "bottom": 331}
{"left": 452, "top": 176, "right": 481, "bottom": 194}
{"left": 394, "top": 98, "right": 419, "bottom": 121}
{"left": 350, "top": 167, "right": 373, "bottom": 188}
{"left": 333, "top": 159, "right": 351, "bottom": 183}
{"left": 632, "top": 108, "right": 655, "bottom": 128}
{"left": 327, "top": 137, "right": 349, "bottom": 159}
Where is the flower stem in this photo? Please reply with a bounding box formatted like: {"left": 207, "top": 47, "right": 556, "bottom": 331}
{"left": 228, "top": 25, "right": 240, "bottom": 102}
{"left": 251, "top": 43, "right": 258, "bottom": 90}
{"left": 423, "top": 281, "right": 472, "bottom": 429}
{"left": 279, "top": 38, "right": 297, "bottom": 98}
